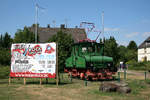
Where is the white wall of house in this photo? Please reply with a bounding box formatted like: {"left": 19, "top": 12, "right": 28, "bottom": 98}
{"left": 138, "top": 48, "right": 150, "bottom": 62}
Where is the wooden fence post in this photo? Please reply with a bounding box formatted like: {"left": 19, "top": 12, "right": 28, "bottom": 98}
{"left": 9, "top": 77, "right": 11, "bottom": 85}
{"left": 40, "top": 78, "right": 42, "bottom": 85}
{"left": 24, "top": 78, "right": 26, "bottom": 85}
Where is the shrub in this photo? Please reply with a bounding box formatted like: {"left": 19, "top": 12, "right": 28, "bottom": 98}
{"left": 0, "top": 65, "right": 10, "bottom": 79}
{"left": 0, "top": 48, "right": 11, "bottom": 65}
{"left": 127, "top": 60, "right": 150, "bottom": 71}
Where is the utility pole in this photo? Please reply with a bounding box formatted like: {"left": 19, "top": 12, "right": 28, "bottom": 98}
{"left": 52, "top": 20, "right": 56, "bottom": 28}
{"left": 35, "top": 3, "right": 38, "bottom": 43}
{"left": 34, "top": 3, "right": 45, "bottom": 43}
{"left": 65, "top": 18, "right": 68, "bottom": 28}
{"left": 102, "top": 11, "right": 104, "bottom": 42}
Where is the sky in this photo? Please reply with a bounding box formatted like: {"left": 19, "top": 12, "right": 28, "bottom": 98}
{"left": 0, "top": 0, "right": 150, "bottom": 46}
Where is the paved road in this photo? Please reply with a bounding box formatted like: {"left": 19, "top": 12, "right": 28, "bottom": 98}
{"left": 118, "top": 70, "right": 150, "bottom": 79}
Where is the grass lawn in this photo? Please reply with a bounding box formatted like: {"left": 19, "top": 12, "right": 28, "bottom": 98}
{"left": 0, "top": 72, "right": 150, "bottom": 100}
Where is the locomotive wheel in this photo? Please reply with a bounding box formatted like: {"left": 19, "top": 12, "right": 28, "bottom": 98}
{"left": 80, "top": 73, "right": 84, "bottom": 80}
{"left": 68, "top": 72, "right": 72, "bottom": 78}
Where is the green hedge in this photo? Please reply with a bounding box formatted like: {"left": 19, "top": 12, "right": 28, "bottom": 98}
{"left": 0, "top": 65, "right": 10, "bottom": 79}
{"left": 127, "top": 60, "right": 150, "bottom": 71}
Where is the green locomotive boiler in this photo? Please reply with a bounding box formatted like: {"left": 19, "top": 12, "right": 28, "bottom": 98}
{"left": 64, "top": 39, "right": 117, "bottom": 80}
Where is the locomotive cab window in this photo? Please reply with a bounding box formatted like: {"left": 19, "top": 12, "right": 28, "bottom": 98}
{"left": 81, "top": 46, "right": 94, "bottom": 53}
{"left": 82, "top": 47, "right": 87, "bottom": 53}
{"left": 97, "top": 45, "right": 101, "bottom": 53}
{"left": 87, "top": 47, "right": 93, "bottom": 52}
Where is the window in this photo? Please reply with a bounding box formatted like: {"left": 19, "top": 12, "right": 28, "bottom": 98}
{"left": 82, "top": 47, "right": 87, "bottom": 53}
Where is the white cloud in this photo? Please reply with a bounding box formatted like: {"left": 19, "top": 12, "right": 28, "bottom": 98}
{"left": 141, "top": 19, "right": 150, "bottom": 24}
{"left": 126, "top": 32, "right": 139, "bottom": 38}
{"left": 142, "top": 32, "right": 150, "bottom": 37}
{"left": 104, "top": 28, "right": 120, "bottom": 31}
{"left": 117, "top": 41, "right": 128, "bottom": 46}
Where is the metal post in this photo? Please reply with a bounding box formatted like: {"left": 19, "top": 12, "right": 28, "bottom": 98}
{"left": 84, "top": 74, "right": 87, "bottom": 86}
{"left": 70, "top": 73, "right": 72, "bottom": 83}
{"left": 124, "top": 69, "right": 126, "bottom": 80}
{"left": 61, "top": 73, "right": 64, "bottom": 80}
{"left": 118, "top": 72, "right": 120, "bottom": 82}
{"left": 145, "top": 71, "right": 147, "bottom": 80}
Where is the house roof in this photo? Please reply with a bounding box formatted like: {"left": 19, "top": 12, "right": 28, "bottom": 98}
{"left": 138, "top": 36, "right": 150, "bottom": 49}
{"left": 28, "top": 24, "right": 87, "bottom": 43}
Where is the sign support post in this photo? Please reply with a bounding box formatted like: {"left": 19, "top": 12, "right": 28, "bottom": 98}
{"left": 9, "top": 77, "right": 11, "bottom": 85}
{"left": 40, "top": 78, "right": 42, "bottom": 85}
{"left": 46, "top": 78, "right": 48, "bottom": 84}
{"left": 24, "top": 78, "right": 26, "bottom": 85}
{"left": 56, "top": 43, "right": 59, "bottom": 86}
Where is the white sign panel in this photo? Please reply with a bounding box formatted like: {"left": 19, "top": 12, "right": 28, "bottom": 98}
{"left": 10, "top": 43, "right": 56, "bottom": 78}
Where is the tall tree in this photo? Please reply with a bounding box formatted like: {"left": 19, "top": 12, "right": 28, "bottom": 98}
{"left": 126, "top": 40, "right": 137, "bottom": 62}
{"left": 47, "top": 31, "right": 74, "bottom": 72}
{"left": 0, "top": 33, "right": 12, "bottom": 65}
{"left": 127, "top": 41, "right": 137, "bottom": 51}
{"left": 14, "top": 27, "right": 35, "bottom": 43}
{"left": 104, "top": 36, "right": 119, "bottom": 65}
{"left": 118, "top": 45, "right": 128, "bottom": 62}
{"left": 2, "top": 32, "right": 13, "bottom": 48}
{"left": 0, "top": 34, "right": 3, "bottom": 48}
{"left": 0, "top": 49, "right": 11, "bottom": 65}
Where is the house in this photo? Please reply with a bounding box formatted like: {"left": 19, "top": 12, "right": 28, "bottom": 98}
{"left": 28, "top": 24, "right": 87, "bottom": 43}
{"left": 138, "top": 37, "right": 150, "bottom": 62}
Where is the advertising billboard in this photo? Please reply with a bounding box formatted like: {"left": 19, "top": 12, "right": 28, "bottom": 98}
{"left": 10, "top": 43, "right": 56, "bottom": 78}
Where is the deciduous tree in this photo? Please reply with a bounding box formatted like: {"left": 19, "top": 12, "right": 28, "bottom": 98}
{"left": 127, "top": 41, "right": 137, "bottom": 51}
{"left": 104, "top": 36, "right": 119, "bottom": 65}
{"left": 47, "top": 31, "right": 74, "bottom": 72}
{"left": 14, "top": 27, "right": 35, "bottom": 43}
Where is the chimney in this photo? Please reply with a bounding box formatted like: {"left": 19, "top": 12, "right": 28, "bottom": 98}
{"left": 47, "top": 24, "right": 50, "bottom": 28}
{"left": 60, "top": 24, "right": 65, "bottom": 29}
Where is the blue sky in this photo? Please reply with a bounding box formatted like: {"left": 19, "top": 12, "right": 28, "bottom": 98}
{"left": 0, "top": 0, "right": 150, "bottom": 46}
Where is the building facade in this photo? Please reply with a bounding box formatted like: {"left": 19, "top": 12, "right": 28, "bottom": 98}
{"left": 138, "top": 37, "right": 150, "bottom": 62}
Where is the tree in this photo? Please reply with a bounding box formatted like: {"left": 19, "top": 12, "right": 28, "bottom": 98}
{"left": 0, "top": 33, "right": 12, "bottom": 66}
{"left": 125, "top": 49, "right": 137, "bottom": 62}
{"left": 125, "top": 40, "right": 138, "bottom": 62}
{"left": 0, "top": 49, "right": 11, "bottom": 65}
{"left": 14, "top": 27, "right": 36, "bottom": 43}
{"left": 0, "top": 34, "right": 3, "bottom": 48}
{"left": 3, "top": 32, "right": 13, "bottom": 48}
{"left": 118, "top": 45, "right": 128, "bottom": 62}
{"left": 0, "top": 33, "right": 13, "bottom": 49}
{"left": 127, "top": 41, "right": 137, "bottom": 51}
{"left": 47, "top": 31, "right": 74, "bottom": 72}
{"left": 104, "top": 36, "right": 119, "bottom": 65}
